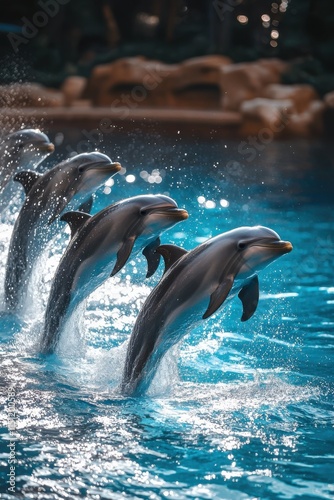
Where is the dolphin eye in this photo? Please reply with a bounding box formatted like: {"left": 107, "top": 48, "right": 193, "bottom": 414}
{"left": 78, "top": 166, "right": 85, "bottom": 174}
{"left": 238, "top": 241, "right": 247, "bottom": 250}
{"left": 140, "top": 208, "right": 148, "bottom": 216}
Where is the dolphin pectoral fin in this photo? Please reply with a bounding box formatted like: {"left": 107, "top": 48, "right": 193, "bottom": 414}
{"left": 238, "top": 275, "right": 259, "bottom": 322}
{"left": 78, "top": 195, "right": 94, "bottom": 214}
{"left": 203, "top": 276, "right": 234, "bottom": 319}
{"left": 14, "top": 170, "right": 41, "bottom": 195}
{"left": 60, "top": 211, "right": 91, "bottom": 238}
{"left": 111, "top": 237, "right": 135, "bottom": 277}
{"left": 143, "top": 237, "right": 161, "bottom": 278}
{"left": 157, "top": 244, "right": 188, "bottom": 275}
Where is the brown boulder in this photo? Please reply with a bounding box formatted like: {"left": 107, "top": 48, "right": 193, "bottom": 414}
{"left": 257, "top": 58, "right": 290, "bottom": 79}
{"left": 264, "top": 84, "right": 318, "bottom": 113}
{"left": 287, "top": 100, "right": 325, "bottom": 136}
{"left": 84, "top": 57, "right": 175, "bottom": 107}
{"left": 84, "top": 55, "right": 232, "bottom": 110}
{"left": 170, "top": 55, "right": 231, "bottom": 110}
{"left": 61, "top": 76, "right": 89, "bottom": 107}
{"left": 240, "top": 98, "right": 295, "bottom": 136}
{"left": 240, "top": 97, "right": 325, "bottom": 137}
{"left": 324, "top": 90, "right": 334, "bottom": 107}
{"left": 220, "top": 59, "right": 288, "bottom": 111}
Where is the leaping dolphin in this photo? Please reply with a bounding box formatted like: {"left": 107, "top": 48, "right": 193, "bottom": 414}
{"left": 4, "top": 152, "right": 121, "bottom": 312}
{"left": 40, "top": 194, "right": 189, "bottom": 354}
{"left": 0, "top": 128, "right": 54, "bottom": 199}
{"left": 121, "top": 226, "right": 293, "bottom": 396}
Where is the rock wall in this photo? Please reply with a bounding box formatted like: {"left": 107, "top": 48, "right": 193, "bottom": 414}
{"left": 0, "top": 56, "right": 331, "bottom": 138}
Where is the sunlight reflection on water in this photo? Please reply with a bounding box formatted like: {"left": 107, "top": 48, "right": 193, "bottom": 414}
{"left": 0, "top": 136, "right": 333, "bottom": 498}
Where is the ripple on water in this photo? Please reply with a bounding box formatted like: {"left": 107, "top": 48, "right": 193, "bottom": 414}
{"left": 0, "top": 145, "right": 334, "bottom": 499}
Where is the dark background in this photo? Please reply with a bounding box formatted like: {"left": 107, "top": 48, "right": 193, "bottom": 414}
{"left": 0, "top": 0, "right": 334, "bottom": 95}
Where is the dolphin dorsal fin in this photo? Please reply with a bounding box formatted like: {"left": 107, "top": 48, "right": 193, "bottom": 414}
{"left": 202, "top": 275, "right": 234, "bottom": 319}
{"left": 142, "top": 237, "right": 161, "bottom": 278}
{"left": 238, "top": 275, "right": 259, "bottom": 322}
{"left": 156, "top": 244, "right": 188, "bottom": 275}
{"left": 60, "top": 211, "right": 91, "bottom": 238}
{"left": 14, "top": 170, "right": 41, "bottom": 195}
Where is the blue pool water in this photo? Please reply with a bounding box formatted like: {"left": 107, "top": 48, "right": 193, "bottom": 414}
{"left": 0, "top": 132, "right": 333, "bottom": 499}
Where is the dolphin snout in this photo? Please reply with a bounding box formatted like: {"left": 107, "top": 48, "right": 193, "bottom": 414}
{"left": 42, "top": 143, "right": 55, "bottom": 153}
{"left": 174, "top": 208, "right": 189, "bottom": 220}
{"left": 105, "top": 161, "right": 122, "bottom": 173}
{"left": 157, "top": 207, "right": 189, "bottom": 220}
{"left": 29, "top": 142, "right": 55, "bottom": 153}
{"left": 261, "top": 240, "right": 293, "bottom": 254}
{"left": 280, "top": 241, "right": 293, "bottom": 253}
{"left": 90, "top": 161, "right": 122, "bottom": 173}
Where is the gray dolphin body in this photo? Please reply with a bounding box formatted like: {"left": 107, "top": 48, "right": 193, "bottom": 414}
{"left": 122, "top": 226, "right": 293, "bottom": 396}
{"left": 0, "top": 128, "right": 54, "bottom": 205}
{"left": 40, "top": 195, "right": 188, "bottom": 354}
{"left": 4, "top": 152, "right": 121, "bottom": 311}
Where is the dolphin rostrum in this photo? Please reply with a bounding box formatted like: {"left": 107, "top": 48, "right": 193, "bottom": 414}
{"left": 0, "top": 128, "right": 54, "bottom": 197}
{"left": 4, "top": 152, "right": 121, "bottom": 311}
{"left": 40, "top": 194, "right": 188, "bottom": 354}
{"left": 122, "top": 226, "right": 293, "bottom": 396}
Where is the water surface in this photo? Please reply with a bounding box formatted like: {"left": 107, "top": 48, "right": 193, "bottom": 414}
{"left": 0, "top": 133, "right": 333, "bottom": 499}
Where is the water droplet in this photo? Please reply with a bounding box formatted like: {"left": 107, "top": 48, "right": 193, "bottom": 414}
{"left": 125, "top": 174, "right": 136, "bottom": 183}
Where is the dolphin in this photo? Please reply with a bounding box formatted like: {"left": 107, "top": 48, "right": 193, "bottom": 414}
{"left": 40, "top": 195, "right": 189, "bottom": 354}
{"left": 0, "top": 128, "right": 54, "bottom": 200}
{"left": 121, "top": 226, "right": 293, "bottom": 396}
{"left": 4, "top": 152, "right": 121, "bottom": 311}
